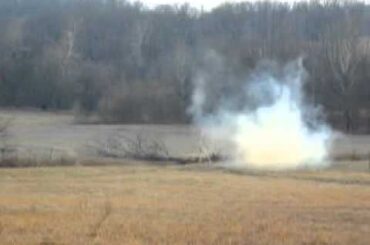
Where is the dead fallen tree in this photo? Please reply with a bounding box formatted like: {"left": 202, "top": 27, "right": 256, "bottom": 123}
{"left": 91, "top": 132, "right": 225, "bottom": 165}
{"left": 131, "top": 153, "right": 224, "bottom": 165}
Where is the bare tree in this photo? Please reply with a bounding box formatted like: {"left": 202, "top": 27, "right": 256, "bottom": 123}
{"left": 322, "top": 9, "right": 369, "bottom": 132}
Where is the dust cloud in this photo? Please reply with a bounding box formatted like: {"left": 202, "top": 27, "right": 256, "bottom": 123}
{"left": 190, "top": 57, "right": 333, "bottom": 170}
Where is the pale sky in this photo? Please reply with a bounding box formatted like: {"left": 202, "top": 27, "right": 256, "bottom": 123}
{"left": 134, "top": 0, "right": 296, "bottom": 11}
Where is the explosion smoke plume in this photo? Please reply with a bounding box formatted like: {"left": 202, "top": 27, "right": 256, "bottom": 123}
{"left": 190, "top": 58, "right": 333, "bottom": 170}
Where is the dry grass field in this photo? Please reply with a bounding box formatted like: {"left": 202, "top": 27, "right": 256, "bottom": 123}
{"left": 0, "top": 164, "right": 369, "bottom": 245}
{"left": 0, "top": 110, "right": 369, "bottom": 244}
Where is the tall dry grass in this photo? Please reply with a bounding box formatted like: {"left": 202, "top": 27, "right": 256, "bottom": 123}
{"left": 0, "top": 165, "right": 368, "bottom": 244}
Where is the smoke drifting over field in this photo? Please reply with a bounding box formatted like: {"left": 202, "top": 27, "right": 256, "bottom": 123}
{"left": 190, "top": 57, "right": 333, "bottom": 170}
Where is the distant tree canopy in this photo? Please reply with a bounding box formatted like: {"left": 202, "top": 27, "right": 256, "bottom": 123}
{"left": 1, "top": 0, "right": 370, "bottom": 131}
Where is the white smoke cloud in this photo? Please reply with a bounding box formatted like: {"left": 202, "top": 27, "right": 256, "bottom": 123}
{"left": 190, "top": 57, "right": 333, "bottom": 170}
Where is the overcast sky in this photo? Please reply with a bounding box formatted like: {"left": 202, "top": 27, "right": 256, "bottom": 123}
{"left": 134, "top": 0, "right": 296, "bottom": 11}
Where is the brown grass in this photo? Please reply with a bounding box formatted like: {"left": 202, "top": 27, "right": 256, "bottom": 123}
{"left": 0, "top": 164, "right": 368, "bottom": 245}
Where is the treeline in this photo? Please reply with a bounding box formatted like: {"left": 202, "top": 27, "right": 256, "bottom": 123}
{"left": 1, "top": 0, "right": 370, "bottom": 132}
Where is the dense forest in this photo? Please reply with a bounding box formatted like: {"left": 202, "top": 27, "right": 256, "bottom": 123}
{"left": 1, "top": 0, "right": 370, "bottom": 132}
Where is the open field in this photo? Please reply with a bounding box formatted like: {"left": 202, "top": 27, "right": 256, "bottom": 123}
{"left": 0, "top": 164, "right": 369, "bottom": 244}
{"left": 0, "top": 110, "right": 369, "bottom": 244}
{"left": 1, "top": 109, "right": 370, "bottom": 170}
{"left": 1, "top": 110, "right": 200, "bottom": 160}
